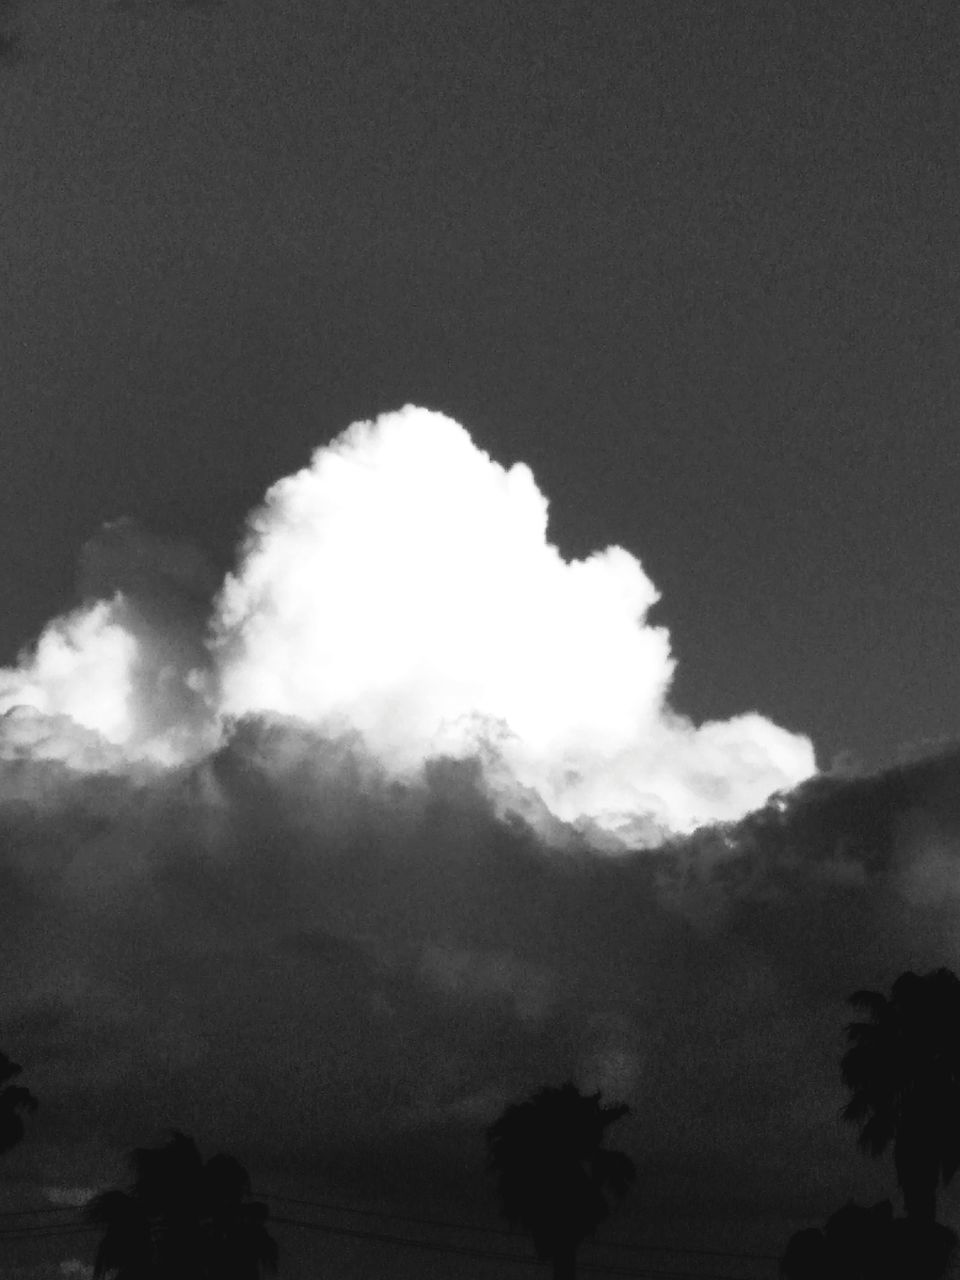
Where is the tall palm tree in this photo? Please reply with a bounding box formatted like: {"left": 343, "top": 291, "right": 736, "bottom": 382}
{"left": 841, "top": 968, "right": 960, "bottom": 1222}
{"left": 86, "top": 1131, "right": 277, "bottom": 1280}
{"left": 0, "top": 1050, "right": 37, "bottom": 1154}
{"left": 486, "top": 1081, "right": 635, "bottom": 1280}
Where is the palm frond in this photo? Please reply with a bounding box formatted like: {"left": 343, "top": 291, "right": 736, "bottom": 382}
{"left": 848, "top": 990, "right": 890, "bottom": 1019}
{"left": 840, "top": 969, "right": 960, "bottom": 1217}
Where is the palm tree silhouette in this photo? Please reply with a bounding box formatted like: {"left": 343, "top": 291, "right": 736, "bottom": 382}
{"left": 841, "top": 968, "right": 960, "bottom": 1222}
{"left": 486, "top": 1081, "right": 635, "bottom": 1280}
{"left": 86, "top": 1131, "right": 277, "bottom": 1279}
{"left": 0, "top": 1050, "right": 37, "bottom": 1154}
{"left": 780, "top": 1200, "right": 958, "bottom": 1280}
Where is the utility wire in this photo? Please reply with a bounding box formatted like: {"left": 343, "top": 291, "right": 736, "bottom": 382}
{"left": 269, "top": 1211, "right": 767, "bottom": 1280}
{"left": 0, "top": 1194, "right": 778, "bottom": 1275}
{"left": 257, "top": 1189, "right": 525, "bottom": 1239}
{"left": 257, "top": 1189, "right": 781, "bottom": 1264}
{"left": 0, "top": 1221, "right": 97, "bottom": 1239}
{"left": 0, "top": 1205, "right": 772, "bottom": 1280}
{"left": 0, "top": 1203, "right": 83, "bottom": 1218}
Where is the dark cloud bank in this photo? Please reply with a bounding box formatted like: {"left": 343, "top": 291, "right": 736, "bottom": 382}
{"left": 2, "top": 707, "right": 960, "bottom": 1261}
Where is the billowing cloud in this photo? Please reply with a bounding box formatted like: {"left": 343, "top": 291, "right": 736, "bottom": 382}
{"left": 0, "top": 519, "right": 216, "bottom": 769}
{"left": 213, "top": 405, "right": 815, "bottom": 836}
{"left": 0, "top": 406, "right": 814, "bottom": 837}
{"left": 0, "top": 600, "right": 139, "bottom": 750}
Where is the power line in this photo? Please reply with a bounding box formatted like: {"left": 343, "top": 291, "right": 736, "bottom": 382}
{"left": 0, "top": 1204, "right": 773, "bottom": 1280}
{"left": 0, "top": 1203, "right": 83, "bottom": 1218}
{"left": 0, "top": 1193, "right": 779, "bottom": 1275}
{"left": 0, "top": 1221, "right": 96, "bottom": 1240}
{"left": 257, "top": 1189, "right": 524, "bottom": 1240}
{"left": 269, "top": 1212, "right": 767, "bottom": 1280}
{"left": 257, "top": 1189, "right": 781, "bottom": 1264}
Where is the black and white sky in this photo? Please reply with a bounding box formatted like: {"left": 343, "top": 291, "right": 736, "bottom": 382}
{"left": 1, "top": 1, "right": 960, "bottom": 1276}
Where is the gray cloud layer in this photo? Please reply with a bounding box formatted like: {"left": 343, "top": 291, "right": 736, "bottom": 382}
{"left": 2, "top": 717, "right": 959, "bottom": 1256}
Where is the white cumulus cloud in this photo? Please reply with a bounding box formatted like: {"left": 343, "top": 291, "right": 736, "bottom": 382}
{"left": 213, "top": 405, "right": 815, "bottom": 835}
{"left": 0, "top": 599, "right": 138, "bottom": 747}
{"left": 0, "top": 406, "right": 814, "bottom": 838}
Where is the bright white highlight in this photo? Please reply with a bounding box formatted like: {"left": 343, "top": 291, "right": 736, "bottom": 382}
{"left": 0, "top": 406, "right": 815, "bottom": 835}
{"left": 214, "top": 406, "right": 816, "bottom": 835}
{"left": 0, "top": 599, "right": 137, "bottom": 746}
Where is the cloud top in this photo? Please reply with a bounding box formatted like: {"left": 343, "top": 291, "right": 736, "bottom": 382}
{"left": 0, "top": 406, "right": 814, "bottom": 836}
{"left": 213, "top": 406, "right": 815, "bottom": 834}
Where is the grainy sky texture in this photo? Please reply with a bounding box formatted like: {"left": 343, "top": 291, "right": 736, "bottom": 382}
{"left": 0, "top": 0, "right": 958, "bottom": 768}
{"left": 1, "top": 2, "right": 960, "bottom": 1277}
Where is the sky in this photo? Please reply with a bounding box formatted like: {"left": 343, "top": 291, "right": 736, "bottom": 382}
{"left": 1, "top": 0, "right": 960, "bottom": 1277}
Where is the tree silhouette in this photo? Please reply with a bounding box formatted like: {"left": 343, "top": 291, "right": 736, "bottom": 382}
{"left": 780, "top": 1199, "right": 957, "bottom": 1280}
{"left": 782, "top": 1200, "right": 892, "bottom": 1279}
{"left": 486, "top": 1081, "right": 635, "bottom": 1280}
{"left": 86, "top": 1131, "right": 277, "bottom": 1280}
{"left": 0, "top": 1050, "right": 37, "bottom": 1154}
{"left": 841, "top": 968, "right": 960, "bottom": 1222}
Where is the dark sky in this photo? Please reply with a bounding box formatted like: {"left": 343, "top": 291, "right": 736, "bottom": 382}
{"left": 3, "top": 3, "right": 960, "bottom": 1278}
{"left": 1, "top": 0, "right": 959, "bottom": 769}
